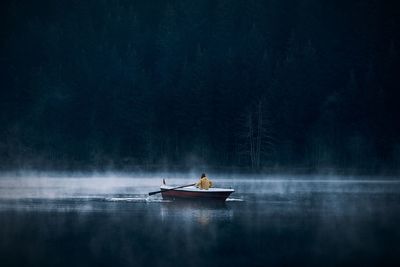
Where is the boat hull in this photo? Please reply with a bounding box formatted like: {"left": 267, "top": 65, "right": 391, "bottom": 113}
{"left": 160, "top": 186, "right": 234, "bottom": 201}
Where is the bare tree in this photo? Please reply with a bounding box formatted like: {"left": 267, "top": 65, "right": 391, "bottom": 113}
{"left": 238, "top": 99, "right": 275, "bottom": 169}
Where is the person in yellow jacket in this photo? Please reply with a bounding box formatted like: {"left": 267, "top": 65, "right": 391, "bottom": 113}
{"left": 196, "top": 173, "right": 213, "bottom": 190}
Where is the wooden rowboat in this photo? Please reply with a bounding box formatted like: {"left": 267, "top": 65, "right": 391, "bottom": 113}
{"left": 160, "top": 185, "right": 234, "bottom": 201}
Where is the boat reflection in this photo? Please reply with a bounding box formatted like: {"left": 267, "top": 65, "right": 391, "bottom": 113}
{"left": 159, "top": 200, "right": 233, "bottom": 226}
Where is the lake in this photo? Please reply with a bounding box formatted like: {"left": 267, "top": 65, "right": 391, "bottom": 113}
{"left": 0, "top": 174, "right": 400, "bottom": 267}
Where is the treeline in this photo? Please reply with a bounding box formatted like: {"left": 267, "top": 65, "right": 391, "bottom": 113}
{"left": 1, "top": 0, "right": 399, "bottom": 171}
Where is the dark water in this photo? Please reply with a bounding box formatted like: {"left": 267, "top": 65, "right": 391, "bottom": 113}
{"left": 1, "top": 176, "right": 400, "bottom": 267}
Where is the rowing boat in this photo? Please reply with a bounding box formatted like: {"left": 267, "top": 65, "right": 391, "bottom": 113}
{"left": 160, "top": 185, "right": 234, "bottom": 201}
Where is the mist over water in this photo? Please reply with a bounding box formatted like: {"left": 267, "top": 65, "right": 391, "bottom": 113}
{"left": 1, "top": 173, "right": 400, "bottom": 266}
{"left": 1, "top": 173, "right": 399, "bottom": 200}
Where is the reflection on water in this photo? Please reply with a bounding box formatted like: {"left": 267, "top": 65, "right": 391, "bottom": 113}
{"left": 0, "top": 175, "right": 400, "bottom": 267}
{"left": 159, "top": 201, "right": 234, "bottom": 226}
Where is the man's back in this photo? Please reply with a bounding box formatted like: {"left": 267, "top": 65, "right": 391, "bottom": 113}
{"left": 197, "top": 176, "right": 213, "bottom": 190}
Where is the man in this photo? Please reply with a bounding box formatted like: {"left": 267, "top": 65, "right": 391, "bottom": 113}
{"left": 196, "top": 173, "right": 213, "bottom": 190}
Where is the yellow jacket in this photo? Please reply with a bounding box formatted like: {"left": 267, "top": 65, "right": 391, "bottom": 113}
{"left": 196, "top": 177, "right": 213, "bottom": 190}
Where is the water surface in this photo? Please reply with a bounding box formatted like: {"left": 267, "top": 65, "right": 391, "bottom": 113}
{"left": 1, "top": 175, "right": 399, "bottom": 267}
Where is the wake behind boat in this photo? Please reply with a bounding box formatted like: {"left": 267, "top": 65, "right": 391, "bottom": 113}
{"left": 160, "top": 184, "right": 234, "bottom": 201}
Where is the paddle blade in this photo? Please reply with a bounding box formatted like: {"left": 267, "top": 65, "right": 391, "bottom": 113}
{"left": 148, "top": 190, "right": 162, "bottom": 196}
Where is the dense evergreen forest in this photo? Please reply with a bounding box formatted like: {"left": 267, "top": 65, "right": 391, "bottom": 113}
{"left": 1, "top": 0, "right": 399, "bottom": 171}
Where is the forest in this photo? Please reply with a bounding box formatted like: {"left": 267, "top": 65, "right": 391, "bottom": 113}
{"left": 1, "top": 0, "right": 399, "bottom": 172}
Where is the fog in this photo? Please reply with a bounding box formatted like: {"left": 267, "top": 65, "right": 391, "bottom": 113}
{"left": 1, "top": 172, "right": 399, "bottom": 200}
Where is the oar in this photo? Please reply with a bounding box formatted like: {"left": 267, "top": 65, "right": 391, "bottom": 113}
{"left": 148, "top": 183, "right": 196, "bottom": 196}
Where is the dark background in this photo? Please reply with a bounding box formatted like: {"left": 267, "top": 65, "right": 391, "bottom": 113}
{"left": 1, "top": 0, "right": 399, "bottom": 172}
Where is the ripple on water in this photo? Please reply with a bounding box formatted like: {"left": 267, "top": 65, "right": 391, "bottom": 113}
{"left": 105, "top": 197, "right": 172, "bottom": 203}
